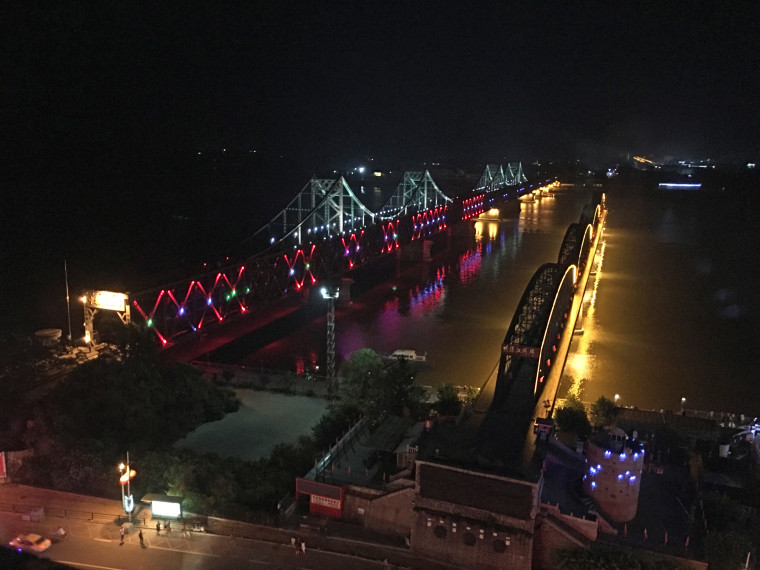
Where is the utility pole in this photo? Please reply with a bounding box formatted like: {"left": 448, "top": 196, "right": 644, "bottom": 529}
{"left": 64, "top": 260, "right": 72, "bottom": 342}
{"left": 321, "top": 286, "right": 339, "bottom": 400}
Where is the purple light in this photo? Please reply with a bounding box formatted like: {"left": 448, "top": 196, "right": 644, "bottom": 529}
{"left": 179, "top": 307, "right": 185, "bottom": 316}
{"left": 604, "top": 450, "right": 611, "bottom": 458}
{"left": 206, "top": 297, "right": 212, "bottom": 306}
{"left": 620, "top": 453, "right": 627, "bottom": 461}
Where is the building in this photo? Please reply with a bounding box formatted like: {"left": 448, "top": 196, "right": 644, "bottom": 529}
{"left": 582, "top": 427, "right": 644, "bottom": 523}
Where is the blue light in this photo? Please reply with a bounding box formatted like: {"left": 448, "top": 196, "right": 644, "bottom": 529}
{"left": 589, "top": 466, "right": 597, "bottom": 475}
{"left": 179, "top": 307, "right": 185, "bottom": 316}
{"left": 620, "top": 453, "right": 627, "bottom": 461}
{"left": 604, "top": 450, "right": 611, "bottom": 459}
{"left": 289, "top": 268, "right": 295, "bottom": 276}
{"left": 590, "top": 481, "right": 597, "bottom": 490}
{"left": 617, "top": 474, "right": 624, "bottom": 481}
{"left": 629, "top": 475, "right": 637, "bottom": 483}
{"left": 206, "top": 297, "right": 212, "bottom": 306}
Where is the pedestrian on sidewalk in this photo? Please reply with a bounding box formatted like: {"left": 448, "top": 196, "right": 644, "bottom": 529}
{"left": 301, "top": 540, "right": 306, "bottom": 555}
{"left": 138, "top": 530, "right": 144, "bottom": 546}
{"left": 156, "top": 521, "right": 161, "bottom": 535}
{"left": 120, "top": 527, "right": 125, "bottom": 545}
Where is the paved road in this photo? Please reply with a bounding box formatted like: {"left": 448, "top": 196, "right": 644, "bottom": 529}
{"left": 0, "top": 510, "right": 391, "bottom": 569}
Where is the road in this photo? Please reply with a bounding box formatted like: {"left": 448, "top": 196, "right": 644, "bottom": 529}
{"left": 0, "top": 512, "right": 392, "bottom": 569}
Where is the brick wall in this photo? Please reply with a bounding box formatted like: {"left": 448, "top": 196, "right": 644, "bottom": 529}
{"left": 342, "top": 485, "right": 414, "bottom": 535}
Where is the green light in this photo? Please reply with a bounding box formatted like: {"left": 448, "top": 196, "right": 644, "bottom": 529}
{"left": 245, "top": 287, "right": 251, "bottom": 293}
{"left": 305, "top": 263, "right": 310, "bottom": 270}
{"left": 147, "top": 319, "right": 153, "bottom": 327}
{"left": 225, "top": 294, "right": 230, "bottom": 301}
{"left": 231, "top": 289, "right": 237, "bottom": 297}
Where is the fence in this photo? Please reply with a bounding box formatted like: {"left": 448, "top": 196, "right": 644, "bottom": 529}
{"left": 0, "top": 501, "right": 119, "bottom": 524}
{"left": 192, "top": 361, "right": 330, "bottom": 398}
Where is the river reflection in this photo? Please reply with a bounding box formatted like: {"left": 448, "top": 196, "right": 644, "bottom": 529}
{"left": 233, "top": 182, "right": 760, "bottom": 417}
{"left": 240, "top": 189, "right": 591, "bottom": 392}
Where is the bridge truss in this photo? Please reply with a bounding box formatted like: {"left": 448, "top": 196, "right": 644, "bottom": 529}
{"left": 252, "top": 176, "right": 376, "bottom": 248}
{"left": 475, "top": 163, "right": 527, "bottom": 192}
{"left": 476, "top": 192, "right": 605, "bottom": 467}
{"left": 377, "top": 170, "right": 452, "bottom": 219}
{"left": 123, "top": 164, "right": 529, "bottom": 346}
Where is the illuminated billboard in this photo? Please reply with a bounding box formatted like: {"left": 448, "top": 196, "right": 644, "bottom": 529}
{"left": 89, "top": 290, "right": 128, "bottom": 312}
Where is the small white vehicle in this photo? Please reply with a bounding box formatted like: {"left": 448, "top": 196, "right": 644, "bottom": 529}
{"left": 9, "top": 533, "right": 52, "bottom": 553}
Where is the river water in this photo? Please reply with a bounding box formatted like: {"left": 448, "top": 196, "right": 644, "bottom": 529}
{"left": 221, "top": 182, "right": 760, "bottom": 417}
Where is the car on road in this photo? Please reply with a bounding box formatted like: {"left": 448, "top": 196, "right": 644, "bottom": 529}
{"left": 9, "top": 533, "right": 52, "bottom": 553}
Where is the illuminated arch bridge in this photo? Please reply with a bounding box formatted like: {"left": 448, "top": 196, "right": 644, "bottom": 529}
{"left": 476, "top": 192, "right": 605, "bottom": 468}
{"left": 88, "top": 164, "right": 530, "bottom": 346}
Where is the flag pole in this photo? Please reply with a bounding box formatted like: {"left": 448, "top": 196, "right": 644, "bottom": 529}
{"left": 64, "top": 259, "right": 72, "bottom": 342}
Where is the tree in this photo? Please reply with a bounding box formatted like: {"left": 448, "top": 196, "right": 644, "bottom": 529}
{"left": 554, "top": 394, "right": 591, "bottom": 439}
{"left": 339, "top": 349, "right": 424, "bottom": 419}
{"left": 435, "top": 384, "right": 462, "bottom": 417}
{"left": 589, "top": 395, "right": 617, "bottom": 428}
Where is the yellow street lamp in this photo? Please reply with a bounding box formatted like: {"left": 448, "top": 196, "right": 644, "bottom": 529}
{"left": 118, "top": 452, "right": 136, "bottom": 522}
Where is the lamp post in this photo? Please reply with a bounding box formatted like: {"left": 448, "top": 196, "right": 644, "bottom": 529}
{"left": 64, "top": 260, "right": 72, "bottom": 342}
{"left": 320, "top": 286, "right": 339, "bottom": 400}
{"left": 681, "top": 397, "right": 686, "bottom": 415}
{"left": 614, "top": 394, "right": 620, "bottom": 405}
{"left": 81, "top": 295, "right": 91, "bottom": 345}
{"left": 118, "top": 452, "right": 136, "bottom": 523}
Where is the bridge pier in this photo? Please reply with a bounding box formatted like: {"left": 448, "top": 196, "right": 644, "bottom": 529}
{"left": 338, "top": 278, "right": 354, "bottom": 307}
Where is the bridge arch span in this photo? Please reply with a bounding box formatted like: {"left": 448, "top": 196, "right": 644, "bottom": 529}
{"left": 491, "top": 262, "right": 576, "bottom": 415}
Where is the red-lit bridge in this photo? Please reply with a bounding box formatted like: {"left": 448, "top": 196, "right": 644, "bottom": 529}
{"left": 82, "top": 163, "right": 551, "bottom": 350}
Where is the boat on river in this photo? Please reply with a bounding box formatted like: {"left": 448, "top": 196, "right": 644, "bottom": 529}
{"left": 381, "top": 349, "right": 430, "bottom": 368}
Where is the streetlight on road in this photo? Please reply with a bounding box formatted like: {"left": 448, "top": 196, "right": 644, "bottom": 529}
{"left": 118, "top": 452, "right": 136, "bottom": 523}
{"left": 681, "top": 397, "right": 687, "bottom": 415}
{"left": 614, "top": 394, "right": 620, "bottom": 405}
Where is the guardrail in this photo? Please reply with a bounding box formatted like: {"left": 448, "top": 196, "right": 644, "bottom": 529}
{"left": 0, "top": 501, "right": 121, "bottom": 524}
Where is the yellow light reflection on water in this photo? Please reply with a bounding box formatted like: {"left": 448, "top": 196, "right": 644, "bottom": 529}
{"left": 563, "top": 237, "right": 606, "bottom": 399}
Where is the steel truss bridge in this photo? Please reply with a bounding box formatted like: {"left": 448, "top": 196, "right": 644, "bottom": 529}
{"left": 477, "top": 191, "right": 605, "bottom": 466}
{"left": 88, "top": 164, "right": 532, "bottom": 346}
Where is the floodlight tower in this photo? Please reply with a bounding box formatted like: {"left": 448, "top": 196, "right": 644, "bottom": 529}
{"left": 320, "top": 286, "right": 339, "bottom": 399}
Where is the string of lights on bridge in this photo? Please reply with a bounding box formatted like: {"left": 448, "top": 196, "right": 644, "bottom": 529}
{"left": 88, "top": 166, "right": 557, "bottom": 347}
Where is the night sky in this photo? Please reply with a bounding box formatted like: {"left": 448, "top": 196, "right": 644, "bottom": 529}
{"left": 6, "top": 3, "right": 760, "bottom": 165}
{"left": 3, "top": 3, "right": 760, "bottom": 332}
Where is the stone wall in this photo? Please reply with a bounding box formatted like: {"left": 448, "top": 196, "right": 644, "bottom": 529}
{"left": 342, "top": 484, "right": 414, "bottom": 536}
{"left": 410, "top": 509, "right": 533, "bottom": 570}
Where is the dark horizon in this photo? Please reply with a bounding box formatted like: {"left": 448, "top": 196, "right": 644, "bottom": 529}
{"left": 3, "top": 3, "right": 760, "bottom": 335}
{"left": 5, "top": 4, "right": 760, "bottom": 167}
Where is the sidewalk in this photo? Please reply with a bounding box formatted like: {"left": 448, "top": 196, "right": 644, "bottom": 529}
{"left": 0, "top": 483, "right": 455, "bottom": 569}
